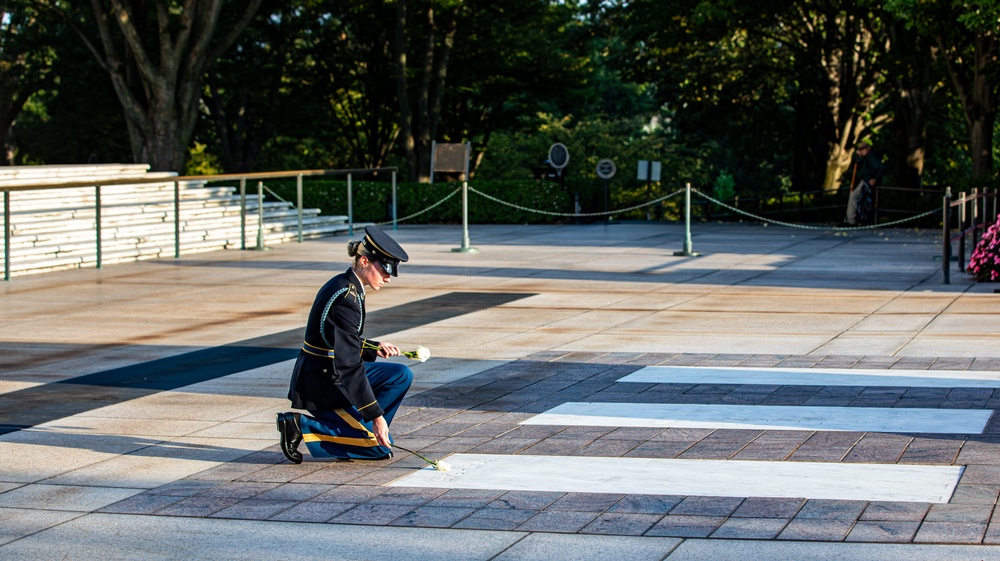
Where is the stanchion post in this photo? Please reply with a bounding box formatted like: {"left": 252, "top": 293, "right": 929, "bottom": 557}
{"left": 673, "top": 182, "right": 702, "bottom": 257}
{"left": 452, "top": 180, "right": 478, "bottom": 253}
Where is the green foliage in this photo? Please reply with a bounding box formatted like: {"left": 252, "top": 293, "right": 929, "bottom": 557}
{"left": 713, "top": 170, "right": 736, "bottom": 201}
{"left": 11, "top": 33, "right": 131, "bottom": 165}
{"left": 5, "top": 0, "right": 996, "bottom": 211}
{"left": 185, "top": 142, "right": 224, "bottom": 176}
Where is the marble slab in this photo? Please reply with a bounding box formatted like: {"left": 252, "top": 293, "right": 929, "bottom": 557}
{"left": 520, "top": 402, "right": 992, "bottom": 434}
{"left": 389, "top": 454, "right": 963, "bottom": 503}
{"left": 619, "top": 366, "right": 1000, "bottom": 388}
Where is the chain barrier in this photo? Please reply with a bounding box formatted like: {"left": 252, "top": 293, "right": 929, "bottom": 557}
{"left": 373, "top": 187, "right": 462, "bottom": 226}
{"left": 262, "top": 185, "right": 287, "bottom": 203}
{"left": 691, "top": 188, "right": 941, "bottom": 231}
{"left": 369, "top": 182, "right": 938, "bottom": 230}
{"left": 467, "top": 186, "right": 686, "bottom": 217}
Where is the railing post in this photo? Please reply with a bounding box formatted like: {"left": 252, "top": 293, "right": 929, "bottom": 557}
{"left": 673, "top": 182, "right": 701, "bottom": 257}
{"left": 174, "top": 181, "right": 181, "bottom": 259}
{"left": 3, "top": 190, "right": 10, "bottom": 281}
{"left": 256, "top": 181, "right": 265, "bottom": 250}
{"left": 958, "top": 191, "right": 967, "bottom": 272}
{"left": 943, "top": 187, "right": 951, "bottom": 284}
{"left": 239, "top": 177, "right": 247, "bottom": 250}
{"left": 95, "top": 185, "right": 102, "bottom": 269}
{"left": 296, "top": 173, "right": 303, "bottom": 243}
{"left": 973, "top": 187, "right": 981, "bottom": 248}
{"left": 392, "top": 171, "right": 398, "bottom": 231}
{"left": 347, "top": 174, "right": 354, "bottom": 236}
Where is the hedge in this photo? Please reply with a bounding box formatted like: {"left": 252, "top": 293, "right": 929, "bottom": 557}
{"left": 265, "top": 177, "right": 687, "bottom": 225}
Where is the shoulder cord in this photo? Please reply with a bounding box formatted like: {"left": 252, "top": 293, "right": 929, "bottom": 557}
{"left": 319, "top": 287, "right": 350, "bottom": 349}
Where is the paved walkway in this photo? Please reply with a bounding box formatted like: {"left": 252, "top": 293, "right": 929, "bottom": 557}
{"left": 3, "top": 222, "right": 1000, "bottom": 560}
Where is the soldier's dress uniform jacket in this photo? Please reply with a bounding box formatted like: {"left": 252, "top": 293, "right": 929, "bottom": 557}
{"left": 288, "top": 268, "right": 384, "bottom": 420}
{"left": 286, "top": 267, "right": 412, "bottom": 460}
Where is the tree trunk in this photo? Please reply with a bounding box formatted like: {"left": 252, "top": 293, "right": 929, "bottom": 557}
{"left": 940, "top": 32, "right": 998, "bottom": 180}
{"left": 394, "top": 0, "right": 462, "bottom": 182}
{"left": 889, "top": 23, "right": 934, "bottom": 191}
{"left": 791, "top": 86, "right": 829, "bottom": 193}
{"left": 394, "top": 0, "right": 417, "bottom": 181}
{"left": 968, "top": 35, "right": 998, "bottom": 179}
{"left": 821, "top": 142, "right": 851, "bottom": 194}
{"left": 79, "top": 0, "right": 262, "bottom": 172}
{"left": 818, "top": 13, "right": 887, "bottom": 193}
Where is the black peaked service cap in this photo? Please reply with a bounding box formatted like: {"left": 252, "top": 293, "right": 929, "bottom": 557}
{"left": 362, "top": 225, "right": 408, "bottom": 276}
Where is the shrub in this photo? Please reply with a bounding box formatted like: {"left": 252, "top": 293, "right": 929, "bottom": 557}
{"left": 968, "top": 218, "right": 1000, "bottom": 282}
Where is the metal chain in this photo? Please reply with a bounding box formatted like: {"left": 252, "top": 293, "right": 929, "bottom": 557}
{"left": 467, "top": 186, "right": 686, "bottom": 217}
{"left": 375, "top": 183, "right": 939, "bottom": 230}
{"left": 262, "top": 185, "right": 288, "bottom": 204}
{"left": 374, "top": 187, "right": 462, "bottom": 226}
{"left": 691, "top": 188, "right": 941, "bottom": 231}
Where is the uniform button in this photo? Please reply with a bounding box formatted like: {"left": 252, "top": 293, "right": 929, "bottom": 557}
{"left": 322, "top": 369, "right": 328, "bottom": 373}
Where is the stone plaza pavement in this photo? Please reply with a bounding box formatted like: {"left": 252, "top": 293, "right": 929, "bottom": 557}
{"left": 2, "top": 221, "right": 1000, "bottom": 560}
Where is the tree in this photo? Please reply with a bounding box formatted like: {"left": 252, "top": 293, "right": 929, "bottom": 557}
{"left": 1, "top": 1, "right": 57, "bottom": 164}
{"left": 391, "top": 0, "right": 591, "bottom": 181}
{"left": 437, "top": 0, "right": 590, "bottom": 174}
{"left": 886, "top": 0, "right": 1000, "bottom": 179}
{"left": 313, "top": 0, "right": 401, "bottom": 170}
{"left": 621, "top": 0, "right": 892, "bottom": 194}
{"left": 393, "top": 0, "right": 462, "bottom": 182}
{"left": 885, "top": 16, "right": 937, "bottom": 190}
{"left": 199, "top": 0, "right": 309, "bottom": 173}
{"left": 49, "top": 0, "right": 263, "bottom": 172}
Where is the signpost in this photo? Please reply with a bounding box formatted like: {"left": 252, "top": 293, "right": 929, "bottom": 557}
{"left": 548, "top": 142, "right": 576, "bottom": 216}
{"left": 431, "top": 141, "right": 478, "bottom": 253}
{"left": 548, "top": 143, "right": 570, "bottom": 176}
{"left": 596, "top": 159, "right": 616, "bottom": 221}
{"left": 637, "top": 160, "right": 662, "bottom": 220}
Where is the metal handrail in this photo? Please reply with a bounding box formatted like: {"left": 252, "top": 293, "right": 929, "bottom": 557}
{"left": 2, "top": 167, "right": 398, "bottom": 281}
{"left": 942, "top": 186, "right": 998, "bottom": 284}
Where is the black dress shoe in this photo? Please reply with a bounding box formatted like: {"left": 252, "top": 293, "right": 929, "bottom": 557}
{"left": 276, "top": 412, "right": 303, "bottom": 464}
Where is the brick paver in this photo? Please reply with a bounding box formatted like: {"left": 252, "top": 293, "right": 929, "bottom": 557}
{"left": 95, "top": 351, "right": 1000, "bottom": 545}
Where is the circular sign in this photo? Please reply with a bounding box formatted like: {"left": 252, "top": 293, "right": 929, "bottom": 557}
{"left": 548, "top": 143, "right": 569, "bottom": 170}
{"left": 596, "top": 158, "right": 616, "bottom": 179}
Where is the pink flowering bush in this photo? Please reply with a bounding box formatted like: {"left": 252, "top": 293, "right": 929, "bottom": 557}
{"left": 968, "top": 218, "right": 1000, "bottom": 282}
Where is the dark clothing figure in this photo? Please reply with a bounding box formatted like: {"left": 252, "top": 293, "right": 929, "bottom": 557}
{"left": 846, "top": 143, "right": 886, "bottom": 225}
{"left": 288, "top": 270, "right": 385, "bottom": 417}
{"left": 278, "top": 226, "right": 412, "bottom": 463}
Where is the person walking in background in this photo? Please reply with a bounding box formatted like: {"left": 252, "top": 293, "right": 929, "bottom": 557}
{"left": 845, "top": 140, "right": 886, "bottom": 225}
{"left": 277, "top": 225, "right": 413, "bottom": 463}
